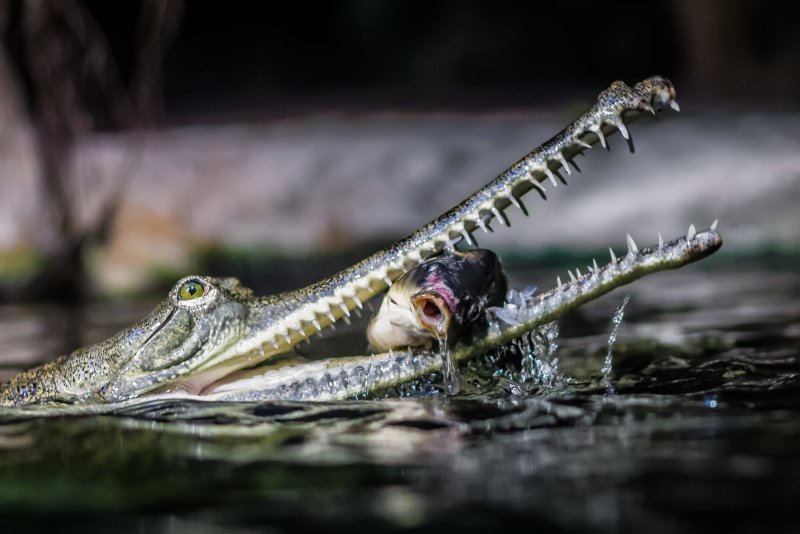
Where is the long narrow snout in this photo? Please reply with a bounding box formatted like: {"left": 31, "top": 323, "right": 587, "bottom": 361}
{"left": 1, "top": 298, "right": 176, "bottom": 406}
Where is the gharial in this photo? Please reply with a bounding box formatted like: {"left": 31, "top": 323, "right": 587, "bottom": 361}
{"left": 0, "top": 75, "right": 722, "bottom": 408}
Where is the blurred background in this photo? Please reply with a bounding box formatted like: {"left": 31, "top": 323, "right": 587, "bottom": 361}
{"left": 0, "top": 0, "right": 798, "bottom": 302}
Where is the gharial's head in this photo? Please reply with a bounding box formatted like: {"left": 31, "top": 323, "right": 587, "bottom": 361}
{"left": 3, "top": 275, "right": 256, "bottom": 405}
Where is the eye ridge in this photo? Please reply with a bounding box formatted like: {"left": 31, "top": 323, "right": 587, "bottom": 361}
{"left": 179, "top": 279, "right": 206, "bottom": 301}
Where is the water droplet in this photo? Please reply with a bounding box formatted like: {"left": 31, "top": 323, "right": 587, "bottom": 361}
{"left": 602, "top": 295, "right": 630, "bottom": 396}
{"left": 437, "top": 335, "right": 461, "bottom": 396}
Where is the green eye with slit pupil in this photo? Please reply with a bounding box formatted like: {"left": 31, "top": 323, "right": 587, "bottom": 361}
{"left": 179, "top": 281, "right": 205, "bottom": 301}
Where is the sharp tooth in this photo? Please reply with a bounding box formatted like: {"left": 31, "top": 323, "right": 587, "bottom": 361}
{"left": 626, "top": 233, "right": 639, "bottom": 255}
{"left": 530, "top": 180, "right": 547, "bottom": 199}
{"left": 576, "top": 268, "right": 582, "bottom": 278}
{"left": 491, "top": 206, "right": 509, "bottom": 226}
{"left": 383, "top": 275, "right": 393, "bottom": 287}
{"left": 686, "top": 224, "right": 696, "bottom": 241}
{"left": 545, "top": 168, "right": 559, "bottom": 187}
{"left": 476, "top": 217, "right": 491, "bottom": 234}
{"left": 271, "top": 339, "right": 280, "bottom": 349}
{"left": 594, "top": 128, "right": 608, "bottom": 149}
{"left": 463, "top": 229, "right": 478, "bottom": 247}
{"left": 617, "top": 122, "right": 630, "bottom": 140}
{"left": 283, "top": 333, "right": 292, "bottom": 345}
{"left": 658, "top": 232, "right": 664, "bottom": 249}
{"left": 508, "top": 194, "right": 528, "bottom": 216}
{"left": 557, "top": 276, "right": 563, "bottom": 291}
{"left": 558, "top": 153, "right": 571, "bottom": 175}
{"left": 642, "top": 102, "right": 656, "bottom": 116}
{"left": 609, "top": 247, "right": 617, "bottom": 266}
{"left": 576, "top": 138, "right": 592, "bottom": 149}
{"left": 312, "top": 319, "right": 322, "bottom": 331}
{"left": 352, "top": 295, "right": 363, "bottom": 309}
{"left": 593, "top": 258, "right": 600, "bottom": 272}
{"left": 670, "top": 100, "right": 681, "bottom": 112}
{"left": 459, "top": 229, "right": 474, "bottom": 246}
{"left": 326, "top": 311, "right": 336, "bottom": 323}
{"left": 568, "top": 270, "right": 577, "bottom": 283}
{"left": 710, "top": 219, "right": 719, "bottom": 231}
{"left": 339, "top": 303, "right": 350, "bottom": 317}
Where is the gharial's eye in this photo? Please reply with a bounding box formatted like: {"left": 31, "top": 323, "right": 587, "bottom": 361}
{"left": 179, "top": 280, "right": 205, "bottom": 301}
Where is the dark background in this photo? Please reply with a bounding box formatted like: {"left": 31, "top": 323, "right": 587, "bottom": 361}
{"left": 7, "top": 0, "right": 800, "bottom": 126}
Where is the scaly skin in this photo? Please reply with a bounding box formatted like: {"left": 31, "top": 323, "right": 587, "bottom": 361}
{"left": 2, "top": 224, "right": 722, "bottom": 414}
{"left": 205, "top": 225, "right": 723, "bottom": 402}
{"left": 1, "top": 76, "right": 685, "bottom": 406}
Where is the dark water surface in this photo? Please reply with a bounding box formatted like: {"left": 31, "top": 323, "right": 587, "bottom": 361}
{"left": 0, "top": 259, "right": 799, "bottom": 533}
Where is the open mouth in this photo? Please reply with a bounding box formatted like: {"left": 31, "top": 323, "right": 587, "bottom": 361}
{"left": 411, "top": 292, "right": 452, "bottom": 337}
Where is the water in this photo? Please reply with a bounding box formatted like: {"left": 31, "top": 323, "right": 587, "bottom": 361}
{"left": 602, "top": 295, "right": 629, "bottom": 396}
{"left": 437, "top": 335, "right": 461, "bottom": 396}
{"left": 0, "top": 261, "right": 799, "bottom": 533}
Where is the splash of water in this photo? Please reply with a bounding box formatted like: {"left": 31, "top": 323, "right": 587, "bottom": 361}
{"left": 437, "top": 334, "right": 461, "bottom": 396}
{"left": 483, "top": 286, "right": 565, "bottom": 393}
{"left": 602, "top": 295, "right": 630, "bottom": 396}
{"left": 521, "top": 322, "right": 561, "bottom": 389}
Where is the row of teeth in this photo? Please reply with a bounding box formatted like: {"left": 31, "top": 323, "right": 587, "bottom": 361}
{"left": 213, "top": 349, "right": 441, "bottom": 402}
{"left": 490, "top": 221, "right": 718, "bottom": 327}
{"left": 447, "top": 78, "right": 679, "bottom": 249}
{"left": 260, "top": 78, "right": 680, "bottom": 350}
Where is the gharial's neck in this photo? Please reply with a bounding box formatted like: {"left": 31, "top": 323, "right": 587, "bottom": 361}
{"left": 237, "top": 76, "right": 679, "bottom": 357}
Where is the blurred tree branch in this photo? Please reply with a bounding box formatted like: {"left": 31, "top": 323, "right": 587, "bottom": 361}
{"left": 133, "top": 0, "right": 183, "bottom": 124}
{"left": 0, "top": 0, "right": 182, "bottom": 301}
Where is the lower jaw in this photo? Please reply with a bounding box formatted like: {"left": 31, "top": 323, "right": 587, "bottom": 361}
{"left": 152, "top": 359, "right": 255, "bottom": 396}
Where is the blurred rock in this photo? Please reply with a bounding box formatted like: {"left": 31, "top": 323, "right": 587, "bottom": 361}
{"left": 2, "top": 107, "right": 799, "bottom": 294}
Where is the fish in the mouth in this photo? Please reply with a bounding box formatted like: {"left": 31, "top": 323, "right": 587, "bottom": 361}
{"left": 366, "top": 249, "right": 508, "bottom": 353}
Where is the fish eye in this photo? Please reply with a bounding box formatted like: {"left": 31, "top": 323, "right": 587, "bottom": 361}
{"left": 178, "top": 280, "right": 206, "bottom": 301}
